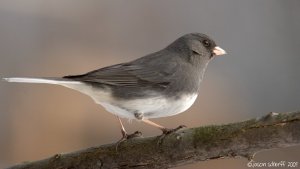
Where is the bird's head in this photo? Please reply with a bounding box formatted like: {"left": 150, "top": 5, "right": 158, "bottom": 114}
{"left": 167, "top": 33, "right": 226, "bottom": 64}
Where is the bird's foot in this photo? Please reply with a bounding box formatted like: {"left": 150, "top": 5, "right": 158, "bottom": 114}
{"left": 116, "top": 131, "right": 143, "bottom": 151}
{"left": 157, "top": 125, "right": 186, "bottom": 145}
{"left": 161, "top": 125, "right": 187, "bottom": 135}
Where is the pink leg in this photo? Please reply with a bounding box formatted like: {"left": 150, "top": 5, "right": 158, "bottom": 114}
{"left": 142, "top": 119, "right": 186, "bottom": 134}
{"left": 116, "top": 116, "right": 127, "bottom": 137}
{"left": 115, "top": 116, "right": 142, "bottom": 151}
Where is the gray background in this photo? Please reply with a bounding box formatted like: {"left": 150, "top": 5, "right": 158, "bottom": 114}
{"left": 0, "top": 0, "right": 299, "bottom": 168}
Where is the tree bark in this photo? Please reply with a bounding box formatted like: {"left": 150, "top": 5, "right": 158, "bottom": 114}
{"left": 7, "top": 111, "right": 300, "bottom": 169}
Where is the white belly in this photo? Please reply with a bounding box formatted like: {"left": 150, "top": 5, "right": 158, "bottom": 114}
{"left": 62, "top": 83, "right": 198, "bottom": 119}
{"left": 99, "top": 94, "right": 198, "bottom": 119}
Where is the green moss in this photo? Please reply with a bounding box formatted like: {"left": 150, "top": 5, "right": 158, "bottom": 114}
{"left": 192, "top": 119, "right": 257, "bottom": 147}
{"left": 193, "top": 126, "right": 219, "bottom": 144}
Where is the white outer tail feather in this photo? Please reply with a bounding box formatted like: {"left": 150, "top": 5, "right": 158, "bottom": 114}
{"left": 3, "top": 77, "right": 81, "bottom": 85}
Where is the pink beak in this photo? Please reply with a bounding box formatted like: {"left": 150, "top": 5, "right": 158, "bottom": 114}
{"left": 213, "top": 46, "right": 226, "bottom": 56}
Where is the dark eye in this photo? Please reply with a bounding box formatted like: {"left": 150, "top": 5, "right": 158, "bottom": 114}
{"left": 203, "top": 40, "right": 210, "bottom": 47}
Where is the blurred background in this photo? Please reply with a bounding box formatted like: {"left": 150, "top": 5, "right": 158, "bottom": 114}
{"left": 0, "top": 0, "right": 299, "bottom": 168}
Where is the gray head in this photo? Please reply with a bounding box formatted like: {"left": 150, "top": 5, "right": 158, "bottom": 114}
{"left": 166, "top": 33, "right": 226, "bottom": 65}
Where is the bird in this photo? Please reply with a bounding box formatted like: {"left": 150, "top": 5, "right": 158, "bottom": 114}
{"left": 3, "top": 33, "right": 226, "bottom": 142}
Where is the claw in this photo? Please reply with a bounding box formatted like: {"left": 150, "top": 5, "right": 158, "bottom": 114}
{"left": 161, "top": 125, "right": 186, "bottom": 135}
{"left": 116, "top": 131, "right": 143, "bottom": 151}
{"left": 158, "top": 125, "right": 187, "bottom": 145}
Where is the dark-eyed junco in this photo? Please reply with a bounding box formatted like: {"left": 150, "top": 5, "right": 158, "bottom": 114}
{"left": 4, "top": 33, "right": 226, "bottom": 141}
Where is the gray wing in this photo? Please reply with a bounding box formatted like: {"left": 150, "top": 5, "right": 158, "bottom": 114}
{"left": 64, "top": 61, "right": 177, "bottom": 89}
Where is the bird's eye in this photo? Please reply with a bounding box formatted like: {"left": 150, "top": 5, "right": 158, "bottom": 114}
{"left": 203, "top": 40, "right": 210, "bottom": 47}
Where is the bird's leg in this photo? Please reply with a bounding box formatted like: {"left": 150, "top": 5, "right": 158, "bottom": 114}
{"left": 116, "top": 116, "right": 142, "bottom": 140}
{"left": 142, "top": 119, "right": 186, "bottom": 145}
{"left": 115, "top": 116, "right": 142, "bottom": 151}
{"left": 117, "top": 116, "right": 127, "bottom": 139}
{"left": 142, "top": 119, "right": 186, "bottom": 135}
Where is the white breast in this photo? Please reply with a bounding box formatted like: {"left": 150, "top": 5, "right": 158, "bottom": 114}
{"left": 61, "top": 83, "right": 198, "bottom": 120}
{"left": 99, "top": 94, "right": 198, "bottom": 119}
{"left": 146, "top": 94, "right": 198, "bottom": 119}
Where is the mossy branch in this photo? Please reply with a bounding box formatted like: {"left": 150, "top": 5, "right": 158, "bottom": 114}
{"left": 7, "top": 111, "right": 300, "bottom": 169}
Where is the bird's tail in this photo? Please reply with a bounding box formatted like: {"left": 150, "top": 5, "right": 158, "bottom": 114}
{"left": 3, "top": 77, "right": 81, "bottom": 85}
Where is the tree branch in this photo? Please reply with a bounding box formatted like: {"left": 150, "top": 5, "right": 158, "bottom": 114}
{"left": 7, "top": 111, "right": 300, "bottom": 169}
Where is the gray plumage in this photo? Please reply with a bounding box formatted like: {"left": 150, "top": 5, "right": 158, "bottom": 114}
{"left": 64, "top": 33, "right": 215, "bottom": 100}
{"left": 4, "top": 33, "right": 226, "bottom": 120}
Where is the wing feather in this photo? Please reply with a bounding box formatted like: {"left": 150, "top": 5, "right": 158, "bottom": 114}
{"left": 64, "top": 62, "right": 176, "bottom": 88}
